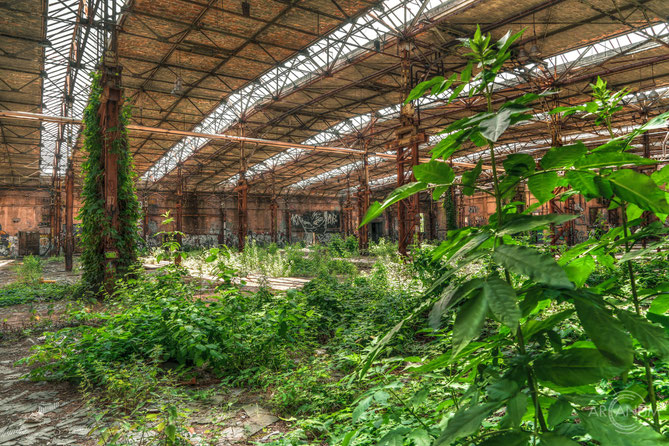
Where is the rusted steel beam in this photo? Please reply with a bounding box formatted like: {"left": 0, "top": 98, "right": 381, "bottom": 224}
{"left": 218, "top": 197, "right": 226, "bottom": 246}
{"left": 357, "top": 135, "right": 372, "bottom": 253}
{"left": 98, "top": 63, "right": 123, "bottom": 286}
{"left": 393, "top": 42, "right": 423, "bottom": 257}
{"left": 64, "top": 158, "right": 74, "bottom": 271}
{"left": 270, "top": 198, "right": 278, "bottom": 244}
{"left": 175, "top": 165, "right": 184, "bottom": 265}
{"left": 236, "top": 178, "right": 248, "bottom": 251}
{"left": 284, "top": 205, "right": 292, "bottom": 245}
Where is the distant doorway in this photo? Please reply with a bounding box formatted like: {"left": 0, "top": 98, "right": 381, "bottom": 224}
{"left": 370, "top": 222, "right": 384, "bottom": 242}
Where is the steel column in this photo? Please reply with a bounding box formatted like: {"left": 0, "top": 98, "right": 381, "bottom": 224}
{"left": 236, "top": 178, "right": 248, "bottom": 250}
{"left": 270, "top": 198, "right": 278, "bottom": 243}
{"left": 284, "top": 205, "right": 291, "bottom": 244}
{"left": 64, "top": 158, "right": 74, "bottom": 271}
{"left": 218, "top": 197, "right": 226, "bottom": 245}
{"left": 175, "top": 165, "right": 184, "bottom": 265}
{"left": 390, "top": 41, "right": 425, "bottom": 257}
{"left": 97, "top": 62, "right": 122, "bottom": 284}
{"left": 357, "top": 141, "right": 370, "bottom": 253}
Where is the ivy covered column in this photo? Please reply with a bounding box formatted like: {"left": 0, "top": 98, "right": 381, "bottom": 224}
{"left": 79, "top": 62, "right": 141, "bottom": 292}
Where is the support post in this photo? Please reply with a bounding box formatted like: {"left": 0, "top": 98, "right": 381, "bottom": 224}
{"left": 236, "top": 123, "right": 248, "bottom": 251}
{"left": 218, "top": 196, "right": 226, "bottom": 245}
{"left": 98, "top": 62, "right": 122, "bottom": 283}
{"left": 237, "top": 178, "right": 248, "bottom": 250}
{"left": 64, "top": 158, "right": 74, "bottom": 271}
{"left": 343, "top": 176, "right": 354, "bottom": 236}
{"left": 270, "top": 173, "right": 278, "bottom": 244}
{"left": 284, "top": 206, "right": 291, "bottom": 245}
{"left": 175, "top": 165, "right": 184, "bottom": 265}
{"left": 389, "top": 40, "right": 425, "bottom": 257}
{"left": 357, "top": 140, "right": 370, "bottom": 252}
{"left": 428, "top": 198, "right": 437, "bottom": 240}
{"left": 270, "top": 197, "right": 278, "bottom": 244}
{"left": 547, "top": 98, "right": 573, "bottom": 245}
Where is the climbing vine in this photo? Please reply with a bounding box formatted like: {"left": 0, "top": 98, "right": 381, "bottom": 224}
{"left": 79, "top": 70, "right": 141, "bottom": 291}
{"left": 443, "top": 187, "right": 457, "bottom": 231}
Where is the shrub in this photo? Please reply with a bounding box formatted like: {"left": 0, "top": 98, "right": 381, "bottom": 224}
{"left": 14, "top": 255, "right": 43, "bottom": 285}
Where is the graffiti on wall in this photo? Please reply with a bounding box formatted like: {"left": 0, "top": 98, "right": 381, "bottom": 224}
{"left": 0, "top": 224, "right": 16, "bottom": 257}
{"left": 291, "top": 211, "right": 339, "bottom": 233}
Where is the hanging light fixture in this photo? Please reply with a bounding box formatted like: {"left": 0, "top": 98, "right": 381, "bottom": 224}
{"left": 528, "top": 42, "right": 541, "bottom": 58}
{"left": 171, "top": 76, "right": 184, "bottom": 96}
{"left": 637, "top": 91, "right": 647, "bottom": 102}
{"left": 517, "top": 47, "right": 528, "bottom": 63}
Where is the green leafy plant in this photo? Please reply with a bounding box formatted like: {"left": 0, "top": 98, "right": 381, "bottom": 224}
{"left": 358, "top": 25, "right": 669, "bottom": 444}
{"left": 78, "top": 70, "right": 141, "bottom": 292}
{"left": 0, "top": 282, "right": 77, "bottom": 307}
{"left": 13, "top": 255, "right": 43, "bottom": 285}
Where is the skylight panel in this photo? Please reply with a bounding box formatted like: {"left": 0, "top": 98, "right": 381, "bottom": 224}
{"left": 142, "top": 0, "right": 448, "bottom": 183}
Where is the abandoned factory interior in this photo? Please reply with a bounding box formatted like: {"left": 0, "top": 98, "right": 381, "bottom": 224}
{"left": 1, "top": 0, "right": 669, "bottom": 444}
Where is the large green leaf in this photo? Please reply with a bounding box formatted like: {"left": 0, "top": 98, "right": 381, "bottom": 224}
{"left": 435, "top": 402, "right": 501, "bottom": 446}
{"left": 574, "top": 152, "right": 657, "bottom": 169}
{"left": 563, "top": 255, "right": 596, "bottom": 288}
{"left": 498, "top": 213, "right": 578, "bottom": 235}
{"left": 500, "top": 391, "right": 528, "bottom": 430}
{"left": 446, "top": 231, "right": 492, "bottom": 263}
{"left": 574, "top": 297, "right": 633, "bottom": 367}
{"left": 478, "top": 432, "right": 530, "bottom": 446}
{"left": 651, "top": 164, "right": 669, "bottom": 187}
{"left": 632, "top": 110, "right": 669, "bottom": 134}
{"left": 503, "top": 153, "right": 535, "bottom": 177}
{"left": 461, "top": 159, "right": 483, "bottom": 195}
{"left": 608, "top": 169, "right": 669, "bottom": 215}
{"left": 378, "top": 427, "right": 411, "bottom": 446}
{"left": 407, "top": 428, "right": 431, "bottom": 446}
{"left": 540, "top": 142, "right": 587, "bottom": 169}
{"left": 528, "top": 171, "right": 558, "bottom": 203}
{"left": 492, "top": 245, "right": 573, "bottom": 289}
{"left": 482, "top": 278, "right": 520, "bottom": 332}
{"left": 649, "top": 293, "right": 669, "bottom": 315}
{"left": 522, "top": 309, "right": 575, "bottom": 339}
{"left": 616, "top": 309, "right": 669, "bottom": 361}
{"left": 566, "top": 171, "right": 600, "bottom": 199}
{"left": 534, "top": 348, "right": 625, "bottom": 387}
{"left": 478, "top": 106, "right": 528, "bottom": 142}
{"left": 413, "top": 161, "right": 455, "bottom": 185}
{"left": 405, "top": 74, "right": 457, "bottom": 102}
{"left": 578, "top": 410, "right": 669, "bottom": 446}
{"left": 430, "top": 279, "right": 483, "bottom": 329}
{"left": 352, "top": 395, "right": 372, "bottom": 422}
{"left": 547, "top": 397, "right": 573, "bottom": 427}
{"left": 360, "top": 182, "right": 428, "bottom": 226}
{"left": 452, "top": 291, "right": 488, "bottom": 356}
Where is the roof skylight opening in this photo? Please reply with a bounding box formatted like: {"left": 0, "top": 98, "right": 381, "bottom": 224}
{"left": 143, "top": 0, "right": 460, "bottom": 183}
{"left": 282, "top": 22, "right": 669, "bottom": 193}
{"left": 40, "top": 0, "right": 126, "bottom": 176}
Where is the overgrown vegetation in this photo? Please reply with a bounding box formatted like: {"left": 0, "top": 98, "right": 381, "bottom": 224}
{"left": 355, "top": 27, "right": 669, "bottom": 444}
{"left": 0, "top": 282, "right": 76, "bottom": 308}
{"left": 8, "top": 27, "right": 669, "bottom": 446}
{"left": 13, "top": 255, "right": 43, "bottom": 284}
{"left": 79, "top": 70, "right": 141, "bottom": 292}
